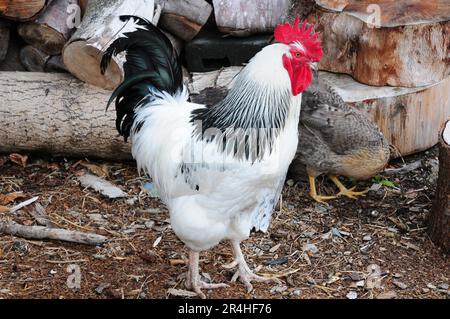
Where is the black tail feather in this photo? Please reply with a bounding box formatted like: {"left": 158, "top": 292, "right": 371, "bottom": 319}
{"left": 101, "top": 15, "right": 183, "bottom": 140}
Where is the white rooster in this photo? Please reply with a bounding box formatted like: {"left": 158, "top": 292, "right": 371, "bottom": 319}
{"left": 101, "top": 16, "right": 323, "bottom": 298}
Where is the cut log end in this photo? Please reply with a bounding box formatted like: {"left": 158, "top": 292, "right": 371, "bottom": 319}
{"left": 63, "top": 41, "right": 122, "bottom": 90}
{"left": 0, "top": 0, "right": 48, "bottom": 21}
{"left": 18, "top": 23, "right": 66, "bottom": 56}
{"left": 19, "top": 45, "right": 49, "bottom": 72}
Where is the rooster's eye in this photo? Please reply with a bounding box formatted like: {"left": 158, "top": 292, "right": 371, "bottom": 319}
{"left": 295, "top": 52, "right": 301, "bottom": 58}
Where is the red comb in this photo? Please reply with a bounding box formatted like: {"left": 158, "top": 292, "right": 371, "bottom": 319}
{"left": 274, "top": 17, "right": 323, "bottom": 61}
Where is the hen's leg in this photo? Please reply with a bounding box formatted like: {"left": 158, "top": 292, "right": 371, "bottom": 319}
{"left": 185, "top": 250, "right": 229, "bottom": 299}
{"left": 308, "top": 175, "right": 336, "bottom": 203}
{"left": 330, "top": 175, "right": 368, "bottom": 199}
{"left": 226, "top": 241, "right": 274, "bottom": 293}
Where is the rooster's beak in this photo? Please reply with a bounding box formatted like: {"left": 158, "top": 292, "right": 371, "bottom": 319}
{"left": 309, "top": 62, "right": 318, "bottom": 71}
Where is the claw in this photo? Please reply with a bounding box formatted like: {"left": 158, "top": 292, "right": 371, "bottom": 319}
{"left": 337, "top": 187, "right": 368, "bottom": 199}
{"left": 228, "top": 241, "right": 277, "bottom": 293}
{"left": 185, "top": 250, "right": 228, "bottom": 298}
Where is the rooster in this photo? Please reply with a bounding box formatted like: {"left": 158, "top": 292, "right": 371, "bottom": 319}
{"left": 101, "top": 16, "right": 322, "bottom": 298}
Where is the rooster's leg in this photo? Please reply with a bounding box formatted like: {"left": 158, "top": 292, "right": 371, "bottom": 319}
{"left": 185, "top": 250, "right": 229, "bottom": 299}
{"left": 330, "top": 175, "right": 368, "bottom": 199}
{"left": 227, "top": 240, "right": 275, "bottom": 293}
{"left": 308, "top": 176, "right": 336, "bottom": 203}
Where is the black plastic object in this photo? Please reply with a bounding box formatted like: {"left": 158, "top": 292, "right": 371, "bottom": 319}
{"left": 184, "top": 30, "right": 273, "bottom": 72}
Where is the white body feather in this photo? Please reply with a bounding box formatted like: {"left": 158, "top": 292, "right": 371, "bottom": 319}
{"left": 131, "top": 44, "right": 302, "bottom": 251}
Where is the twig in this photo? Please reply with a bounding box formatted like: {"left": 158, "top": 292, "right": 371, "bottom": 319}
{"left": 0, "top": 221, "right": 108, "bottom": 246}
{"left": 384, "top": 160, "right": 422, "bottom": 175}
{"left": 9, "top": 196, "right": 39, "bottom": 213}
{"left": 46, "top": 259, "right": 88, "bottom": 264}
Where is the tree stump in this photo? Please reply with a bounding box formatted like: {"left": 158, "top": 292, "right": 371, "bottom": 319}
{"left": 0, "top": 71, "right": 130, "bottom": 160}
{"left": 0, "top": 0, "right": 53, "bottom": 21}
{"left": 212, "top": 0, "right": 290, "bottom": 36}
{"left": 0, "top": 19, "right": 9, "bottom": 62}
{"left": 63, "top": 0, "right": 158, "bottom": 90}
{"left": 158, "top": 0, "right": 212, "bottom": 42}
{"left": 308, "top": 0, "right": 450, "bottom": 87}
{"left": 428, "top": 120, "right": 450, "bottom": 252}
{"left": 18, "top": 0, "right": 78, "bottom": 55}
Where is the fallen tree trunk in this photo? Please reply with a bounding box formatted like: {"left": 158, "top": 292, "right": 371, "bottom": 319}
{"left": 308, "top": 0, "right": 450, "bottom": 87}
{"left": 63, "top": 0, "right": 158, "bottom": 90}
{"left": 0, "top": 0, "right": 53, "bottom": 21}
{"left": 428, "top": 120, "right": 450, "bottom": 252}
{"left": 0, "top": 221, "right": 108, "bottom": 245}
{"left": 0, "top": 71, "right": 131, "bottom": 160}
{"left": 0, "top": 19, "right": 9, "bottom": 62}
{"left": 18, "top": 0, "right": 78, "bottom": 55}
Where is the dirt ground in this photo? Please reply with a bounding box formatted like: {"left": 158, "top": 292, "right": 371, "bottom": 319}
{"left": 0, "top": 146, "right": 448, "bottom": 299}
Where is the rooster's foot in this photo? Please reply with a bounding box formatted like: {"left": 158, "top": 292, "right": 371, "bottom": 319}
{"left": 227, "top": 241, "right": 279, "bottom": 293}
{"left": 186, "top": 250, "right": 229, "bottom": 299}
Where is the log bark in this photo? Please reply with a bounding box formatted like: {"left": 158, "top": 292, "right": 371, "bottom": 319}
{"left": 0, "top": 19, "right": 9, "bottom": 62}
{"left": 428, "top": 120, "right": 450, "bottom": 252}
{"left": 17, "top": 0, "right": 78, "bottom": 55}
{"left": 0, "top": 221, "right": 108, "bottom": 245}
{"left": 19, "top": 45, "right": 49, "bottom": 71}
{"left": 0, "top": 71, "right": 131, "bottom": 160}
{"left": 308, "top": 1, "right": 450, "bottom": 87}
{"left": 79, "top": 0, "right": 88, "bottom": 16}
{"left": 158, "top": 0, "right": 212, "bottom": 41}
{"left": 287, "top": 0, "right": 316, "bottom": 22}
{"left": 0, "top": 0, "right": 53, "bottom": 22}
{"left": 212, "top": 0, "right": 290, "bottom": 36}
{"left": 63, "top": 0, "right": 157, "bottom": 90}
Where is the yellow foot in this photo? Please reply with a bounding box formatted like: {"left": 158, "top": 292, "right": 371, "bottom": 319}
{"left": 337, "top": 187, "right": 368, "bottom": 199}
{"left": 309, "top": 193, "right": 336, "bottom": 204}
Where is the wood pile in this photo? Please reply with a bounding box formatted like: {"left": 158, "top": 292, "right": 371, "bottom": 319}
{"left": 0, "top": 0, "right": 448, "bottom": 158}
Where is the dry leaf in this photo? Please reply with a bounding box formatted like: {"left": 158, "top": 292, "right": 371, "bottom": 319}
{"left": 0, "top": 206, "right": 10, "bottom": 213}
{"left": 80, "top": 161, "right": 109, "bottom": 177}
{"left": 0, "top": 192, "right": 26, "bottom": 205}
{"left": 9, "top": 153, "right": 28, "bottom": 168}
{"left": 46, "top": 162, "right": 60, "bottom": 171}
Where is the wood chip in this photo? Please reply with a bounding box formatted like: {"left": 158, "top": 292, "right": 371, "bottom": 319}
{"left": 9, "top": 153, "right": 28, "bottom": 167}
{"left": 376, "top": 290, "right": 398, "bottom": 299}
{"left": 78, "top": 174, "right": 127, "bottom": 199}
{"left": 9, "top": 196, "right": 39, "bottom": 213}
{"left": 167, "top": 288, "right": 197, "bottom": 298}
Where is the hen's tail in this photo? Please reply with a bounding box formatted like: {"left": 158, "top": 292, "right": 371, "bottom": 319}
{"left": 101, "top": 15, "right": 183, "bottom": 141}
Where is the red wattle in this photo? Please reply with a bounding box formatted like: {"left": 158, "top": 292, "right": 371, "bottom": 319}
{"left": 283, "top": 55, "right": 312, "bottom": 96}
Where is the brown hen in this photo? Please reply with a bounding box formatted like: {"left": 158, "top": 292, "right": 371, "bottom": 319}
{"left": 291, "top": 75, "right": 390, "bottom": 203}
